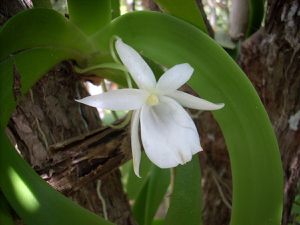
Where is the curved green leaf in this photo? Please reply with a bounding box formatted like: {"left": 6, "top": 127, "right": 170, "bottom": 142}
{"left": 0, "top": 60, "right": 15, "bottom": 129}
{"left": 247, "top": 0, "right": 265, "bottom": 36}
{"left": 133, "top": 166, "right": 170, "bottom": 225}
{"left": 0, "top": 192, "right": 14, "bottom": 225}
{"left": 92, "top": 11, "right": 283, "bottom": 225}
{"left": 0, "top": 8, "right": 125, "bottom": 128}
{"left": 68, "top": 0, "right": 111, "bottom": 35}
{"left": 126, "top": 153, "right": 153, "bottom": 200}
{"left": 0, "top": 58, "right": 113, "bottom": 225}
{"left": 154, "top": 0, "right": 207, "bottom": 33}
{"left": 32, "top": 0, "right": 52, "bottom": 9}
{"left": 0, "top": 8, "right": 117, "bottom": 225}
{"left": 0, "top": 8, "right": 94, "bottom": 63}
{"left": 111, "top": 0, "right": 121, "bottom": 19}
{"left": 165, "top": 157, "right": 202, "bottom": 225}
{"left": 0, "top": 132, "right": 114, "bottom": 225}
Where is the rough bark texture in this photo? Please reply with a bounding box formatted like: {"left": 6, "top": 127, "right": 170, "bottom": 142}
{"left": 1, "top": 2, "right": 136, "bottom": 224}
{"left": 240, "top": 1, "right": 300, "bottom": 224}
{"left": 35, "top": 125, "right": 131, "bottom": 195}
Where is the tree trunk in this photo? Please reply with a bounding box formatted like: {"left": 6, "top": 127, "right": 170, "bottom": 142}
{"left": 1, "top": 2, "right": 136, "bottom": 225}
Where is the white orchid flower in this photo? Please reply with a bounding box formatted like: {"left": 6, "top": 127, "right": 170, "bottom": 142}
{"left": 76, "top": 39, "right": 224, "bottom": 177}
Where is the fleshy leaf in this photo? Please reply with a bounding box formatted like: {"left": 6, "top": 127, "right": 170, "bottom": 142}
{"left": 68, "top": 0, "right": 111, "bottom": 35}
{"left": 0, "top": 192, "right": 14, "bottom": 225}
{"left": 133, "top": 166, "right": 170, "bottom": 225}
{"left": 165, "top": 157, "right": 202, "bottom": 225}
{"left": 154, "top": 0, "right": 207, "bottom": 33}
{"left": 0, "top": 8, "right": 94, "bottom": 63}
{"left": 92, "top": 11, "right": 283, "bottom": 225}
{"left": 247, "top": 0, "right": 265, "bottom": 36}
{"left": 0, "top": 133, "right": 114, "bottom": 225}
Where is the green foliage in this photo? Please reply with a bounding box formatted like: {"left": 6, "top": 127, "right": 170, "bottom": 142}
{"left": 132, "top": 166, "right": 170, "bottom": 225}
{"left": 247, "top": 0, "right": 265, "bottom": 37}
{"left": 0, "top": 193, "right": 14, "bottom": 225}
{"left": 125, "top": 153, "right": 170, "bottom": 225}
{"left": 291, "top": 191, "right": 300, "bottom": 224}
{"left": 111, "top": 0, "right": 121, "bottom": 19}
{"left": 126, "top": 153, "right": 153, "bottom": 200}
{"left": 0, "top": 132, "right": 114, "bottom": 225}
{"left": 0, "top": 9, "right": 93, "bottom": 62}
{"left": 93, "top": 11, "right": 283, "bottom": 225}
{"left": 32, "top": 0, "right": 52, "bottom": 9}
{"left": 165, "top": 157, "right": 202, "bottom": 225}
{"left": 154, "top": 0, "right": 208, "bottom": 33}
{"left": 0, "top": 9, "right": 92, "bottom": 129}
{"left": 68, "top": 0, "right": 111, "bottom": 35}
{"left": 0, "top": 59, "right": 15, "bottom": 129}
{"left": 152, "top": 220, "right": 164, "bottom": 225}
{"left": 0, "top": 2, "right": 282, "bottom": 225}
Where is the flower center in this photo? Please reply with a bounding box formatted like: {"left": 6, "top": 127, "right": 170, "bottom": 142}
{"left": 146, "top": 94, "right": 159, "bottom": 106}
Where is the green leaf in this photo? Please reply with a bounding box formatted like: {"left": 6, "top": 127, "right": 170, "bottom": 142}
{"left": 32, "top": 0, "right": 52, "bottom": 8}
{"left": 154, "top": 0, "right": 207, "bottom": 33}
{"left": 0, "top": 192, "right": 14, "bottom": 225}
{"left": 0, "top": 59, "right": 15, "bottom": 129}
{"left": 126, "top": 153, "right": 153, "bottom": 200}
{"left": 0, "top": 8, "right": 94, "bottom": 63}
{"left": 67, "top": 0, "right": 111, "bottom": 35}
{"left": 92, "top": 11, "right": 283, "bottom": 225}
{"left": 133, "top": 166, "right": 170, "bottom": 225}
{"left": 0, "top": 132, "right": 114, "bottom": 225}
{"left": 74, "top": 62, "right": 128, "bottom": 87}
{"left": 0, "top": 8, "right": 118, "bottom": 225}
{"left": 0, "top": 8, "right": 124, "bottom": 128}
{"left": 152, "top": 219, "right": 164, "bottom": 225}
{"left": 165, "top": 157, "right": 202, "bottom": 225}
{"left": 111, "top": 0, "right": 121, "bottom": 19}
{"left": 247, "top": 0, "right": 265, "bottom": 36}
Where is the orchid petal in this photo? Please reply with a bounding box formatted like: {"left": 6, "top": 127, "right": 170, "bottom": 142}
{"left": 131, "top": 109, "right": 142, "bottom": 177}
{"left": 140, "top": 96, "right": 202, "bottom": 168}
{"left": 156, "top": 63, "right": 194, "bottom": 92}
{"left": 168, "top": 90, "right": 225, "bottom": 110}
{"left": 115, "top": 39, "right": 156, "bottom": 90}
{"left": 76, "top": 89, "right": 147, "bottom": 110}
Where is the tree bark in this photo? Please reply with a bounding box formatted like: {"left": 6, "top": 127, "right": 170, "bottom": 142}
{"left": 1, "top": 2, "right": 136, "bottom": 224}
